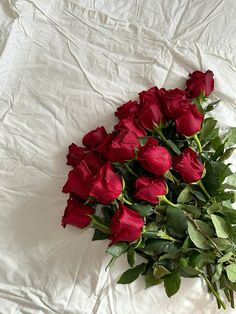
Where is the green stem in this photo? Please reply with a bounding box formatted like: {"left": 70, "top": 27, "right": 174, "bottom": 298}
{"left": 187, "top": 216, "right": 223, "bottom": 256}
{"left": 124, "top": 164, "right": 138, "bottom": 178}
{"left": 206, "top": 265, "right": 221, "bottom": 309}
{"left": 122, "top": 196, "right": 133, "bottom": 206}
{"left": 159, "top": 195, "right": 178, "bottom": 207}
{"left": 230, "top": 290, "right": 234, "bottom": 308}
{"left": 193, "top": 134, "right": 202, "bottom": 153}
{"left": 91, "top": 216, "right": 110, "bottom": 234}
{"left": 202, "top": 273, "right": 226, "bottom": 310}
{"left": 198, "top": 180, "right": 212, "bottom": 200}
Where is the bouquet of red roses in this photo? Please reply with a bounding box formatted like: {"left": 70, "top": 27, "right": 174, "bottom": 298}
{"left": 62, "top": 70, "right": 236, "bottom": 309}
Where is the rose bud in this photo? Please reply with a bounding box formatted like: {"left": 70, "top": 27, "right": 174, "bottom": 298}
{"left": 137, "top": 138, "right": 172, "bottom": 176}
{"left": 66, "top": 143, "right": 87, "bottom": 168}
{"left": 186, "top": 70, "right": 214, "bottom": 98}
{"left": 138, "top": 87, "right": 165, "bottom": 130}
{"left": 61, "top": 197, "right": 94, "bottom": 228}
{"left": 173, "top": 147, "right": 204, "bottom": 184}
{"left": 62, "top": 160, "right": 94, "bottom": 200}
{"left": 109, "top": 203, "right": 144, "bottom": 245}
{"left": 114, "top": 117, "right": 146, "bottom": 137}
{"left": 90, "top": 163, "right": 122, "bottom": 204}
{"left": 134, "top": 176, "right": 167, "bottom": 204}
{"left": 101, "top": 129, "right": 140, "bottom": 163}
{"left": 158, "top": 88, "right": 190, "bottom": 118}
{"left": 115, "top": 100, "right": 139, "bottom": 120}
{"left": 82, "top": 126, "right": 109, "bottom": 149}
{"left": 175, "top": 104, "right": 204, "bottom": 137}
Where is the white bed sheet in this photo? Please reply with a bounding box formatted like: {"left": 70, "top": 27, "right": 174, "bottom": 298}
{"left": 0, "top": 0, "right": 236, "bottom": 313}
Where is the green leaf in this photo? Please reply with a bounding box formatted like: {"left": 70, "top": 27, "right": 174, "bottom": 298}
{"left": 218, "top": 147, "right": 235, "bottom": 161}
{"left": 211, "top": 214, "right": 230, "bottom": 239}
{"left": 92, "top": 229, "right": 109, "bottom": 241}
{"left": 191, "top": 252, "right": 216, "bottom": 269}
{"left": 212, "top": 144, "right": 225, "bottom": 161}
{"left": 153, "top": 265, "right": 170, "bottom": 278}
{"left": 190, "top": 189, "right": 206, "bottom": 202}
{"left": 212, "top": 263, "right": 223, "bottom": 282}
{"left": 167, "top": 139, "right": 181, "bottom": 155}
{"left": 131, "top": 203, "right": 153, "bottom": 217}
{"left": 225, "top": 263, "right": 236, "bottom": 283}
{"left": 199, "top": 118, "right": 217, "bottom": 142}
{"left": 218, "top": 252, "right": 233, "bottom": 263}
{"left": 144, "top": 239, "right": 179, "bottom": 254}
{"left": 226, "top": 174, "right": 236, "bottom": 189}
{"left": 127, "top": 247, "right": 136, "bottom": 267}
{"left": 164, "top": 270, "right": 181, "bottom": 297}
{"left": 145, "top": 267, "right": 162, "bottom": 288}
{"left": 223, "top": 128, "right": 236, "bottom": 148}
{"left": 207, "top": 203, "right": 221, "bottom": 215}
{"left": 187, "top": 220, "right": 214, "bottom": 250}
{"left": 177, "top": 187, "right": 193, "bottom": 203}
{"left": 118, "top": 263, "right": 146, "bottom": 284}
{"left": 205, "top": 99, "right": 220, "bottom": 112}
{"left": 211, "top": 238, "right": 231, "bottom": 250}
{"left": 166, "top": 206, "right": 187, "bottom": 239}
{"left": 106, "top": 242, "right": 129, "bottom": 257}
{"left": 221, "top": 207, "right": 236, "bottom": 224}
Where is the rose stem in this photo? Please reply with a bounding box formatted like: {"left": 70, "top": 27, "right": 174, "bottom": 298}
{"left": 187, "top": 216, "right": 223, "bottom": 256}
{"left": 193, "top": 133, "right": 202, "bottom": 153}
{"left": 91, "top": 216, "right": 110, "bottom": 233}
{"left": 224, "top": 289, "right": 231, "bottom": 303}
{"left": 230, "top": 290, "right": 234, "bottom": 308}
{"left": 122, "top": 196, "right": 133, "bottom": 206}
{"left": 198, "top": 180, "right": 212, "bottom": 200}
{"left": 124, "top": 164, "right": 138, "bottom": 177}
{"left": 201, "top": 273, "right": 226, "bottom": 310}
{"left": 159, "top": 195, "right": 178, "bottom": 207}
{"left": 206, "top": 265, "right": 221, "bottom": 309}
{"left": 155, "top": 128, "right": 180, "bottom": 154}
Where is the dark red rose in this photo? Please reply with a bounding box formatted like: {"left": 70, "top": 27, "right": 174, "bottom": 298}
{"left": 109, "top": 203, "right": 144, "bottom": 245}
{"left": 61, "top": 197, "right": 94, "bottom": 228}
{"left": 82, "top": 151, "right": 105, "bottom": 175}
{"left": 82, "top": 126, "right": 109, "bottom": 149}
{"left": 137, "top": 138, "right": 172, "bottom": 176}
{"left": 66, "top": 143, "right": 87, "bottom": 168}
{"left": 186, "top": 70, "right": 214, "bottom": 98}
{"left": 139, "top": 86, "right": 159, "bottom": 106}
{"left": 158, "top": 88, "right": 190, "bottom": 118}
{"left": 101, "top": 129, "right": 140, "bottom": 162}
{"left": 134, "top": 176, "right": 167, "bottom": 204}
{"left": 138, "top": 87, "right": 165, "bottom": 130}
{"left": 90, "top": 163, "right": 122, "bottom": 204}
{"left": 114, "top": 117, "right": 146, "bottom": 137}
{"left": 115, "top": 100, "right": 139, "bottom": 120}
{"left": 62, "top": 160, "right": 93, "bottom": 200}
{"left": 173, "top": 147, "right": 204, "bottom": 183}
{"left": 175, "top": 104, "right": 204, "bottom": 137}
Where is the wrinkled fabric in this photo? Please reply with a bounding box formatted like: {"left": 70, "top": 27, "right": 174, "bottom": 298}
{"left": 0, "top": 0, "right": 236, "bottom": 313}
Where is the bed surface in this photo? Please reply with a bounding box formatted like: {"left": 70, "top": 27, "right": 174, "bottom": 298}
{"left": 0, "top": 1, "right": 236, "bottom": 313}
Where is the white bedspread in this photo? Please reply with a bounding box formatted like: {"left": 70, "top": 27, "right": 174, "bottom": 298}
{"left": 0, "top": 0, "right": 236, "bottom": 313}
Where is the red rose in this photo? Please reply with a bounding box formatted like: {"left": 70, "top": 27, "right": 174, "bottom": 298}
{"left": 175, "top": 104, "right": 204, "bottom": 137}
{"left": 137, "top": 138, "right": 172, "bottom": 176}
{"left": 139, "top": 86, "right": 159, "bottom": 106}
{"left": 134, "top": 176, "right": 167, "bottom": 204}
{"left": 109, "top": 203, "right": 144, "bottom": 245}
{"left": 62, "top": 160, "right": 93, "bottom": 200}
{"left": 186, "top": 70, "right": 214, "bottom": 98}
{"left": 82, "top": 126, "right": 109, "bottom": 149}
{"left": 114, "top": 117, "right": 146, "bottom": 137}
{"left": 159, "top": 88, "right": 190, "bottom": 118}
{"left": 102, "top": 129, "right": 140, "bottom": 162}
{"left": 173, "top": 147, "right": 204, "bottom": 183}
{"left": 90, "top": 163, "right": 122, "bottom": 204}
{"left": 138, "top": 87, "right": 165, "bottom": 130}
{"left": 82, "top": 151, "right": 105, "bottom": 175}
{"left": 66, "top": 143, "right": 87, "bottom": 168}
{"left": 115, "top": 100, "right": 139, "bottom": 120}
{"left": 61, "top": 197, "right": 94, "bottom": 228}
